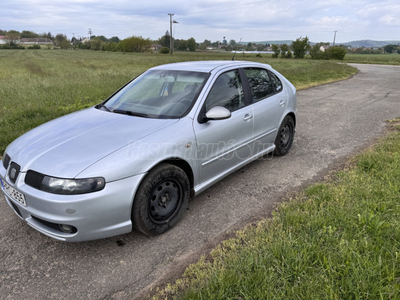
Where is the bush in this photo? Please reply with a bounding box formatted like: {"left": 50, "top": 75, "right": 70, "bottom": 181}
{"left": 159, "top": 46, "right": 170, "bottom": 54}
{"left": 309, "top": 45, "right": 323, "bottom": 60}
{"left": 28, "top": 45, "right": 41, "bottom": 50}
{"left": 310, "top": 45, "right": 347, "bottom": 60}
{"left": 291, "top": 36, "right": 310, "bottom": 59}
{"left": 120, "top": 36, "right": 151, "bottom": 53}
{"left": 327, "top": 46, "right": 347, "bottom": 60}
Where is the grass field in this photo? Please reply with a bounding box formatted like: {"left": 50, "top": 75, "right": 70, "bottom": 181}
{"left": 344, "top": 53, "right": 400, "bottom": 65}
{"left": 154, "top": 120, "right": 400, "bottom": 299}
{"left": 0, "top": 50, "right": 357, "bottom": 155}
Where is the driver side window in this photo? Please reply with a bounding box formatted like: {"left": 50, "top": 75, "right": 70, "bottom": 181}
{"left": 205, "top": 70, "right": 244, "bottom": 112}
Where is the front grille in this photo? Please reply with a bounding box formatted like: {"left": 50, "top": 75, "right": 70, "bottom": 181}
{"left": 2, "top": 154, "right": 10, "bottom": 170}
{"left": 25, "top": 170, "right": 45, "bottom": 190}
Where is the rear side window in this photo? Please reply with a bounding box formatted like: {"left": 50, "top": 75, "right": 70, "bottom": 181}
{"left": 205, "top": 70, "right": 245, "bottom": 112}
{"left": 244, "top": 68, "right": 274, "bottom": 102}
{"left": 269, "top": 70, "right": 283, "bottom": 93}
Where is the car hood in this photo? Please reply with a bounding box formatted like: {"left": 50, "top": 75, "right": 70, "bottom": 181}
{"left": 7, "top": 108, "right": 178, "bottom": 178}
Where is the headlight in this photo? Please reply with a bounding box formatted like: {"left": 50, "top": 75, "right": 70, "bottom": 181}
{"left": 40, "top": 176, "right": 105, "bottom": 195}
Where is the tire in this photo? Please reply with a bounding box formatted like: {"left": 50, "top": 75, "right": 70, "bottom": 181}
{"left": 132, "top": 163, "right": 190, "bottom": 235}
{"left": 274, "top": 115, "right": 295, "bottom": 156}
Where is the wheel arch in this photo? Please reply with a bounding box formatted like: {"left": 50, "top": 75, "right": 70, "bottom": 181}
{"left": 286, "top": 111, "right": 296, "bottom": 127}
{"left": 140, "top": 158, "right": 195, "bottom": 200}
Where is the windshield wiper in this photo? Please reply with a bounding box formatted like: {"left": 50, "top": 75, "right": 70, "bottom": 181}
{"left": 113, "top": 109, "right": 149, "bottom": 118}
{"left": 95, "top": 103, "right": 112, "bottom": 112}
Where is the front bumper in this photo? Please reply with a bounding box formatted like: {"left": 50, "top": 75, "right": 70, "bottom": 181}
{"left": 0, "top": 165, "right": 145, "bottom": 242}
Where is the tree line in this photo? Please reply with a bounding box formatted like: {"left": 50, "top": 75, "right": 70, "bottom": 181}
{"left": 0, "top": 29, "right": 197, "bottom": 53}
{"left": 270, "top": 37, "right": 348, "bottom": 60}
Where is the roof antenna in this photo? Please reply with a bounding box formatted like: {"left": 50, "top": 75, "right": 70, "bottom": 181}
{"left": 232, "top": 37, "right": 242, "bottom": 61}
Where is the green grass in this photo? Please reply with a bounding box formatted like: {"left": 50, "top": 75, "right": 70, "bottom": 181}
{"left": 153, "top": 121, "right": 400, "bottom": 299}
{"left": 0, "top": 50, "right": 357, "bottom": 155}
{"left": 344, "top": 54, "right": 400, "bottom": 65}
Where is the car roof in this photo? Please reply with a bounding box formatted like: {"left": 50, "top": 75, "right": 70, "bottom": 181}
{"left": 150, "top": 60, "right": 272, "bottom": 73}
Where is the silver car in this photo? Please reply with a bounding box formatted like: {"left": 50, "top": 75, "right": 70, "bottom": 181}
{"left": 0, "top": 61, "right": 296, "bottom": 241}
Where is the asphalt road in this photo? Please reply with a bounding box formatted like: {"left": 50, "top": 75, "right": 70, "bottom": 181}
{"left": 1, "top": 64, "right": 400, "bottom": 300}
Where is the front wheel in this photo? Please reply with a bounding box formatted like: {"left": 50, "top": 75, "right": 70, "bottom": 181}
{"left": 132, "top": 163, "right": 190, "bottom": 235}
{"left": 274, "top": 115, "right": 295, "bottom": 156}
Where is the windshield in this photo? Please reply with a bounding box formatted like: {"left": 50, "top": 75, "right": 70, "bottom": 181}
{"left": 104, "top": 70, "right": 209, "bottom": 119}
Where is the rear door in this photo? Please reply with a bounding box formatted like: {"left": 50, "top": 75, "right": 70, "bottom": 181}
{"left": 242, "top": 68, "right": 287, "bottom": 154}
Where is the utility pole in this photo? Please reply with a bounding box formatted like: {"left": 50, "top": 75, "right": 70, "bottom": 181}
{"left": 168, "top": 13, "right": 174, "bottom": 54}
{"left": 88, "top": 28, "right": 92, "bottom": 40}
{"left": 333, "top": 30, "right": 337, "bottom": 46}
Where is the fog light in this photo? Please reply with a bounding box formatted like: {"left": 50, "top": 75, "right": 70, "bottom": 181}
{"left": 59, "top": 224, "right": 76, "bottom": 233}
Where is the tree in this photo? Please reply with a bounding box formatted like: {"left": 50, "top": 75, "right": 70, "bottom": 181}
{"left": 256, "top": 44, "right": 265, "bottom": 51}
{"left": 309, "top": 44, "right": 323, "bottom": 59}
{"left": 109, "top": 36, "right": 120, "bottom": 43}
{"left": 271, "top": 44, "right": 281, "bottom": 58}
{"left": 4, "top": 30, "right": 21, "bottom": 48}
{"left": 21, "top": 30, "right": 39, "bottom": 38}
{"left": 159, "top": 31, "right": 171, "bottom": 48}
{"left": 280, "top": 44, "right": 290, "bottom": 58}
{"left": 187, "top": 37, "right": 196, "bottom": 52}
{"left": 211, "top": 41, "right": 220, "bottom": 48}
{"left": 229, "top": 39, "right": 237, "bottom": 46}
{"left": 384, "top": 44, "right": 397, "bottom": 54}
{"left": 39, "top": 32, "right": 54, "bottom": 40}
{"left": 200, "top": 39, "right": 212, "bottom": 50}
{"left": 246, "top": 42, "right": 254, "bottom": 51}
{"left": 176, "top": 39, "right": 188, "bottom": 51}
{"left": 96, "top": 35, "right": 108, "bottom": 42}
{"left": 291, "top": 36, "right": 310, "bottom": 58}
{"left": 90, "top": 38, "right": 103, "bottom": 50}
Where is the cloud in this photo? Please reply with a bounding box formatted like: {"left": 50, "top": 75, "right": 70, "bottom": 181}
{"left": 1, "top": 0, "right": 399, "bottom": 42}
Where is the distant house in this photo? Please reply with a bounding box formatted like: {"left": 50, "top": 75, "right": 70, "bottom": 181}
{"left": 320, "top": 45, "right": 329, "bottom": 52}
{"left": 20, "top": 38, "right": 53, "bottom": 45}
{"left": 151, "top": 44, "right": 162, "bottom": 51}
{"left": 0, "top": 36, "right": 8, "bottom": 44}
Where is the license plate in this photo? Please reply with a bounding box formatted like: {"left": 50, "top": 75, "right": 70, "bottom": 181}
{"left": 0, "top": 178, "right": 26, "bottom": 206}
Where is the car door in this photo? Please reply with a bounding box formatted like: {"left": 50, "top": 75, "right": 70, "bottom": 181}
{"left": 193, "top": 69, "right": 254, "bottom": 185}
{"left": 243, "top": 68, "right": 287, "bottom": 154}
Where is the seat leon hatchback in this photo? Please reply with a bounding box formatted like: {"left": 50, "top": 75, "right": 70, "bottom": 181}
{"left": 0, "top": 61, "right": 296, "bottom": 241}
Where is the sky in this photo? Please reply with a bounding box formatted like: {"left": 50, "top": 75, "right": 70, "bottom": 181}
{"left": 1, "top": 0, "right": 399, "bottom": 43}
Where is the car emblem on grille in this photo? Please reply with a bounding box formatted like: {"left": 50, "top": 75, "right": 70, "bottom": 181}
{"left": 10, "top": 168, "right": 17, "bottom": 180}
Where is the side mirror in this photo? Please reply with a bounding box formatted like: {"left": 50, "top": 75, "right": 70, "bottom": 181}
{"left": 204, "top": 106, "right": 231, "bottom": 122}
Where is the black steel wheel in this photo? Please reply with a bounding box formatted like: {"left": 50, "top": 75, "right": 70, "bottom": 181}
{"left": 132, "top": 163, "right": 190, "bottom": 235}
{"left": 274, "top": 115, "right": 295, "bottom": 156}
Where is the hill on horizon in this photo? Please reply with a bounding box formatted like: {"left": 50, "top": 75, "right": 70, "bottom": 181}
{"left": 240, "top": 39, "right": 400, "bottom": 48}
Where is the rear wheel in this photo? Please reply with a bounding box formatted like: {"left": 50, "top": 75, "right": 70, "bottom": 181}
{"left": 274, "top": 115, "right": 295, "bottom": 156}
{"left": 132, "top": 163, "right": 190, "bottom": 235}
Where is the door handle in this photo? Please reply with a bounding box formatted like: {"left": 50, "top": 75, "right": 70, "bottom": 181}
{"left": 243, "top": 114, "right": 253, "bottom": 121}
{"left": 279, "top": 100, "right": 286, "bottom": 107}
